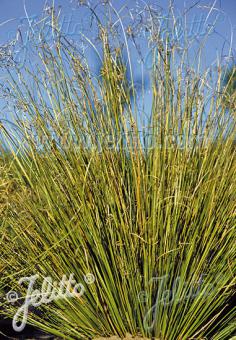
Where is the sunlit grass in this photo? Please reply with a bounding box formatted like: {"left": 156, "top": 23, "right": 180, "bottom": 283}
{"left": 0, "top": 3, "right": 235, "bottom": 339}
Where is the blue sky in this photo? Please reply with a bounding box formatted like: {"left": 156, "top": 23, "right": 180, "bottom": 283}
{"left": 0, "top": 0, "right": 235, "bottom": 67}
{"left": 0, "top": 1, "right": 235, "bottom": 44}
{"left": 0, "top": 0, "right": 235, "bottom": 124}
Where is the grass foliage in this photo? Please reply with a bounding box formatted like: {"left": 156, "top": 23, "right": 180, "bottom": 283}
{"left": 0, "top": 3, "right": 235, "bottom": 339}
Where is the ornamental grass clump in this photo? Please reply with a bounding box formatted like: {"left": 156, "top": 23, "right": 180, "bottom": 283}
{"left": 0, "top": 3, "right": 235, "bottom": 339}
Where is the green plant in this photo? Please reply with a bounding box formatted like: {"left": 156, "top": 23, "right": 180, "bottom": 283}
{"left": 0, "top": 3, "right": 235, "bottom": 339}
{"left": 223, "top": 65, "right": 236, "bottom": 111}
